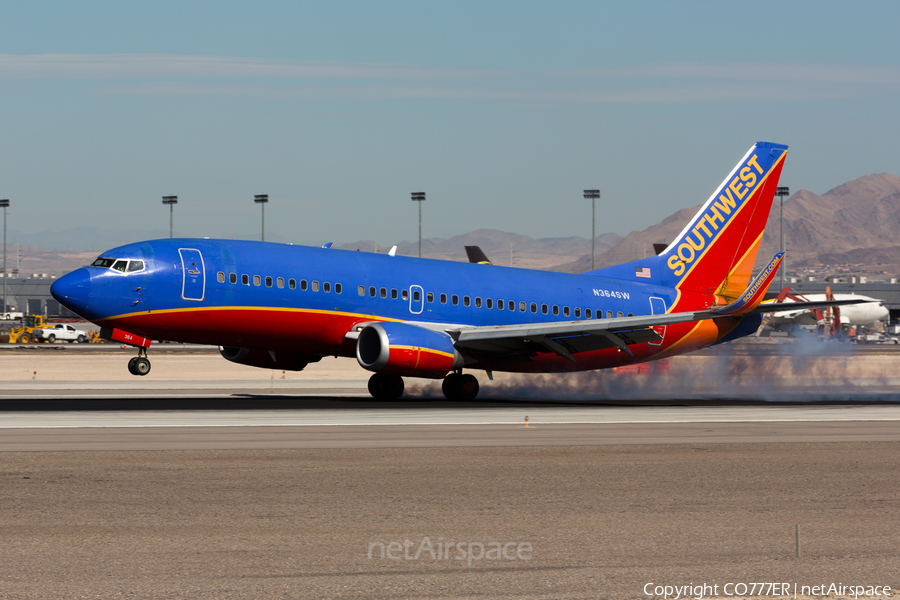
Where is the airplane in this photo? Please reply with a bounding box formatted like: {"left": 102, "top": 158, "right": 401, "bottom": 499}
{"left": 50, "top": 141, "right": 864, "bottom": 401}
{"left": 764, "top": 292, "right": 889, "bottom": 327}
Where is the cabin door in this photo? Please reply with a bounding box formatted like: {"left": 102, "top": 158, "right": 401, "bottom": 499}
{"left": 179, "top": 248, "right": 206, "bottom": 301}
{"left": 648, "top": 296, "right": 667, "bottom": 346}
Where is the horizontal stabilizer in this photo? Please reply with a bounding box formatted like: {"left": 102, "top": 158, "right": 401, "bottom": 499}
{"left": 709, "top": 252, "right": 783, "bottom": 316}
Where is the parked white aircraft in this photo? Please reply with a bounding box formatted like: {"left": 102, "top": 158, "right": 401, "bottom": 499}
{"left": 766, "top": 293, "right": 889, "bottom": 326}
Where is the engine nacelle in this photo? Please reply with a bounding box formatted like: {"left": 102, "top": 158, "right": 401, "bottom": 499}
{"left": 219, "top": 346, "right": 316, "bottom": 371}
{"left": 356, "top": 322, "right": 464, "bottom": 379}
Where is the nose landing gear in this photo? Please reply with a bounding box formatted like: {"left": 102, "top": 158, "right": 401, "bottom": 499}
{"left": 127, "top": 348, "right": 151, "bottom": 376}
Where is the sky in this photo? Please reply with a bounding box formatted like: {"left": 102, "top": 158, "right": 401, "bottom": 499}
{"left": 1, "top": 1, "right": 899, "bottom": 250}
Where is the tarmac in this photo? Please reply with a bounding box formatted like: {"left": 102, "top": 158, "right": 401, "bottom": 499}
{"left": 1, "top": 344, "right": 899, "bottom": 598}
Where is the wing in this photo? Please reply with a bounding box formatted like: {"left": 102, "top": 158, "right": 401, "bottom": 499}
{"left": 450, "top": 254, "right": 867, "bottom": 365}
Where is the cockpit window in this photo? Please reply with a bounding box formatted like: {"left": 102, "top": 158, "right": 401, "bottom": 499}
{"left": 92, "top": 257, "right": 145, "bottom": 273}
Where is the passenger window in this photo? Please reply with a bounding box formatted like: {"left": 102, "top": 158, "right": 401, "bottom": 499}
{"left": 265, "top": 276, "right": 273, "bottom": 287}
{"left": 301, "top": 280, "right": 309, "bottom": 291}
{"left": 607, "top": 310, "right": 613, "bottom": 318}
{"left": 402, "top": 289, "right": 409, "bottom": 301}
{"left": 440, "top": 293, "right": 447, "bottom": 304}
{"left": 509, "top": 300, "right": 515, "bottom": 311}
{"left": 380, "top": 287, "right": 387, "bottom": 298}
{"left": 277, "top": 277, "right": 284, "bottom": 289}
{"left": 486, "top": 298, "right": 493, "bottom": 309}
{"left": 452, "top": 295, "right": 459, "bottom": 306}
{"left": 369, "top": 286, "right": 376, "bottom": 297}
{"left": 241, "top": 274, "right": 249, "bottom": 285}
{"left": 413, "top": 290, "right": 421, "bottom": 302}
{"left": 530, "top": 303, "right": 537, "bottom": 313}
{"left": 596, "top": 310, "right": 602, "bottom": 319}
{"left": 335, "top": 283, "right": 342, "bottom": 294}
{"left": 112, "top": 260, "right": 127, "bottom": 272}
{"left": 229, "top": 273, "right": 237, "bottom": 284}
{"left": 553, "top": 305, "right": 559, "bottom": 316}
{"left": 574, "top": 307, "right": 581, "bottom": 318}
{"left": 463, "top": 296, "right": 470, "bottom": 307}
{"left": 519, "top": 302, "right": 526, "bottom": 312}
{"left": 586, "top": 308, "right": 592, "bottom": 319}
{"left": 427, "top": 292, "right": 434, "bottom": 303}
{"left": 475, "top": 297, "right": 482, "bottom": 308}
{"left": 253, "top": 275, "right": 261, "bottom": 286}
{"left": 391, "top": 288, "right": 398, "bottom": 299}
{"left": 627, "top": 312, "right": 633, "bottom": 317}
{"left": 358, "top": 285, "right": 365, "bottom": 296}
{"left": 542, "top": 304, "right": 548, "bottom": 315}
{"left": 289, "top": 279, "right": 296, "bottom": 290}
{"left": 564, "top": 306, "right": 570, "bottom": 317}
{"left": 217, "top": 272, "right": 225, "bottom": 283}
{"left": 324, "top": 282, "right": 331, "bottom": 293}
{"left": 127, "top": 261, "right": 144, "bottom": 272}
{"left": 617, "top": 311, "right": 624, "bottom": 318}
{"left": 312, "top": 281, "right": 320, "bottom": 292}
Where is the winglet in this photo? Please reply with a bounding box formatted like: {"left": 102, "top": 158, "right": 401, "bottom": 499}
{"left": 709, "top": 252, "right": 784, "bottom": 316}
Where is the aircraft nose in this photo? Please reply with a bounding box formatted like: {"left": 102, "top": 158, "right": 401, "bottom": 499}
{"left": 51, "top": 268, "right": 92, "bottom": 316}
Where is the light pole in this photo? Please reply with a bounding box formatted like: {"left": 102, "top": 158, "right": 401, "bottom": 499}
{"left": 162, "top": 196, "right": 178, "bottom": 238}
{"left": 1, "top": 199, "right": 8, "bottom": 317}
{"left": 411, "top": 192, "right": 425, "bottom": 258}
{"left": 254, "top": 194, "right": 268, "bottom": 241}
{"left": 583, "top": 189, "right": 600, "bottom": 271}
{"left": 775, "top": 186, "right": 790, "bottom": 289}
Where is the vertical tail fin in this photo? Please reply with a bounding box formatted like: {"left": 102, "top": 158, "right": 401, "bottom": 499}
{"left": 662, "top": 141, "right": 787, "bottom": 298}
{"left": 587, "top": 142, "right": 787, "bottom": 302}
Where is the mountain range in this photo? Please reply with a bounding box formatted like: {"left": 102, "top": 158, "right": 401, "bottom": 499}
{"left": 5, "top": 173, "right": 900, "bottom": 280}
{"left": 553, "top": 173, "right": 900, "bottom": 279}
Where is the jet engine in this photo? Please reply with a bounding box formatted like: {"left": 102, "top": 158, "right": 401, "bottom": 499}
{"left": 218, "top": 346, "right": 317, "bottom": 371}
{"left": 356, "top": 322, "right": 464, "bottom": 379}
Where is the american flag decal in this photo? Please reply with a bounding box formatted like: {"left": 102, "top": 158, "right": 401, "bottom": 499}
{"left": 635, "top": 267, "right": 651, "bottom": 279}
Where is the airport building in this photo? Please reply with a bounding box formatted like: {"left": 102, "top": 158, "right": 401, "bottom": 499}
{"left": 0, "top": 275, "right": 78, "bottom": 318}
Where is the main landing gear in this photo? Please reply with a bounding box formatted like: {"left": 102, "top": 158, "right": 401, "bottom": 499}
{"left": 127, "top": 348, "right": 151, "bottom": 376}
{"left": 365, "top": 371, "right": 481, "bottom": 401}
{"left": 442, "top": 372, "right": 479, "bottom": 401}
{"left": 367, "top": 373, "right": 404, "bottom": 401}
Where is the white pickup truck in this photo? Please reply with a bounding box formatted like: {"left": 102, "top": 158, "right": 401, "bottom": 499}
{"left": 33, "top": 323, "right": 90, "bottom": 343}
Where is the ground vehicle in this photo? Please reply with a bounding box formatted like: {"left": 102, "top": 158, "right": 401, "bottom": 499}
{"left": 2, "top": 310, "right": 24, "bottom": 320}
{"left": 33, "top": 323, "right": 90, "bottom": 343}
{"left": 8, "top": 315, "right": 52, "bottom": 343}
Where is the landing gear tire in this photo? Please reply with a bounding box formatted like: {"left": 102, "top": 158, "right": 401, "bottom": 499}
{"left": 367, "top": 373, "right": 404, "bottom": 400}
{"left": 442, "top": 373, "right": 479, "bottom": 401}
{"left": 128, "top": 356, "right": 151, "bottom": 376}
{"left": 134, "top": 357, "right": 151, "bottom": 376}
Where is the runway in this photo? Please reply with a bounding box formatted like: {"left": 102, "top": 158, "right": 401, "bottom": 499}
{"left": 4, "top": 351, "right": 900, "bottom": 598}
{"left": 2, "top": 393, "right": 900, "bottom": 450}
